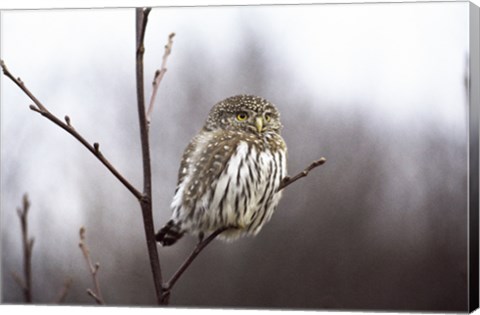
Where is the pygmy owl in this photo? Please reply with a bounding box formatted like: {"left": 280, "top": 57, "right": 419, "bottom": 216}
{"left": 156, "top": 95, "right": 287, "bottom": 246}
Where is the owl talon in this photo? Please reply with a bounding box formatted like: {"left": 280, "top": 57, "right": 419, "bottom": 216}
{"left": 156, "top": 220, "right": 184, "bottom": 246}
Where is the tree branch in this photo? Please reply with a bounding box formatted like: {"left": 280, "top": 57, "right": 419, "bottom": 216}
{"left": 278, "top": 157, "right": 326, "bottom": 191}
{"left": 146, "top": 32, "right": 175, "bottom": 127}
{"left": 135, "top": 7, "right": 164, "bottom": 305}
{"left": 161, "top": 227, "right": 231, "bottom": 304}
{"left": 86, "top": 289, "right": 104, "bottom": 305}
{"left": 78, "top": 227, "right": 105, "bottom": 305}
{"left": 0, "top": 61, "right": 143, "bottom": 201}
{"left": 14, "top": 194, "right": 33, "bottom": 303}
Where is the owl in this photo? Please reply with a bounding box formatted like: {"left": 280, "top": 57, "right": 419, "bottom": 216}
{"left": 156, "top": 95, "right": 287, "bottom": 246}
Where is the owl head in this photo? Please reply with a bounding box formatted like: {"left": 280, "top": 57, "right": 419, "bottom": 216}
{"left": 204, "top": 95, "right": 282, "bottom": 134}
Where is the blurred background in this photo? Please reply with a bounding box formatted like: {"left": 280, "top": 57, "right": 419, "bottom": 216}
{"left": 0, "top": 2, "right": 470, "bottom": 312}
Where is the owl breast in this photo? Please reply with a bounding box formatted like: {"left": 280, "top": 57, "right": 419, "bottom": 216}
{"left": 170, "top": 131, "right": 287, "bottom": 240}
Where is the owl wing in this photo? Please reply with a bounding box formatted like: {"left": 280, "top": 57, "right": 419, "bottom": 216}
{"left": 176, "top": 139, "right": 197, "bottom": 187}
{"left": 177, "top": 129, "right": 242, "bottom": 209}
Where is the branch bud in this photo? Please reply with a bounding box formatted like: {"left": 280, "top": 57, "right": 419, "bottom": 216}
{"left": 93, "top": 143, "right": 100, "bottom": 152}
{"left": 22, "top": 193, "right": 30, "bottom": 212}
{"left": 65, "top": 116, "right": 71, "bottom": 126}
{"left": 79, "top": 226, "right": 86, "bottom": 240}
{"left": 153, "top": 70, "right": 161, "bottom": 84}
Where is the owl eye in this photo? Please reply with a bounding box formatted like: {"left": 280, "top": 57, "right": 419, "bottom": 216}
{"left": 236, "top": 112, "right": 248, "bottom": 121}
{"left": 264, "top": 113, "right": 272, "bottom": 122}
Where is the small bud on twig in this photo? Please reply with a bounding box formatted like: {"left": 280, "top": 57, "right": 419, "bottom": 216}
{"left": 29, "top": 105, "right": 41, "bottom": 113}
{"left": 146, "top": 31, "right": 176, "bottom": 127}
{"left": 22, "top": 194, "right": 30, "bottom": 210}
{"left": 79, "top": 226, "right": 86, "bottom": 240}
{"left": 93, "top": 143, "right": 100, "bottom": 152}
{"left": 78, "top": 225, "right": 104, "bottom": 304}
{"left": 152, "top": 70, "right": 161, "bottom": 85}
{"left": 65, "top": 116, "right": 71, "bottom": 126}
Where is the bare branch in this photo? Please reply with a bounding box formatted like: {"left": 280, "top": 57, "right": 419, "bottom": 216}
{"left": 135, "top": 7, "right": 164, "bottom": 305}
{"left": 86, "top": 289, "right": 104, "bottom": 305}
{"left": 0, "top": 61, "right": 143, "bottom": 201}
{"left": 146, "top": 32, "right": 175, "bottom": 126}
{"left": 78, "top": 227, "right": 105, "bottom": 305}
{"left": 278, "top": 157, "right": 326, "bottom": 191}
{"left": 14, "top": 193, "right": 33, "bottom": 303}
{"left": 1, "top": 60, "right": 48, "bottom": 113}
{"left": 161, "top": 227, "right": 231, "bottom": 303}
{"left": 55, "top": 278, "right": 73, "bottom": 304}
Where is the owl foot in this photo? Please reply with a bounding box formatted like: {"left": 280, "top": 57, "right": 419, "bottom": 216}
{"left": 156, "top": 220, "right": 185, "bottom": 246}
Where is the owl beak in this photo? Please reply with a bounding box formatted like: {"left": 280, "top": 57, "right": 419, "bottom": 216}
{"left": 255, "top": 116, "right": 264, "bottom": 133}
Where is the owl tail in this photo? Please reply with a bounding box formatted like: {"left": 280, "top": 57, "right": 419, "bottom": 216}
{"left": 155, "top": 220, "right": 184, "bottom": 246}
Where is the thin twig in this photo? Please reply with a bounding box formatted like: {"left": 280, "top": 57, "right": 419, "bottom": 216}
{"left": 278, "top": 157, "right": 326, "bottom": 191}
{"left": 86, "top": 289, "right": 104, "bottom": 305}
{"left": 14, "top": 194, "right": 33, "bottom": 303}
{"left": 161, "top": 227, "right": 230, "bottom": 304}
{"left": 146, "top": 32, "right": 175, "bottom": 127}
{"left": 0, "top": 61, "right": 142, "bottom": 201}
{"left": 78, "top": 227, "right": 105, "bottom": 305}
{"left": 135, "top": 7, "right": 164, "bottom": 305}
{"left": 55, "top": 278, "right": 73, "bottom": 304}
{"left": 0, "top": 61, "right": 48, "bottom": 113}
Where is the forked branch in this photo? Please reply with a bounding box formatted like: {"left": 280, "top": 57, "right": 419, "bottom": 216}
{"left": 78, "top": 227, "right": 105, "bottom": 305}
{"left": 159, "top": 227, "right": 230, "bottom": 304}
{"left": 146, "top": 32, "right": 175, "bottom": 126}
{"left": 135, "top": 7, "right": 164, "bottom": 305}
{"left": 12, "top": 194, "right": 73, "bottom": 304}
{"left": 0, "top": 61, "right": 142, "bottom": 201}
{"left": 13, "top": 194, "right": 33, "bottom": 303}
